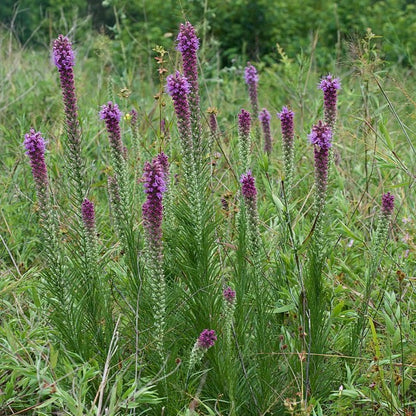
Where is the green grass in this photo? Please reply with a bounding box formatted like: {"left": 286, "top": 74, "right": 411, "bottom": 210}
{"left": 1, "top": 22, "right": 415, "bottom": 416}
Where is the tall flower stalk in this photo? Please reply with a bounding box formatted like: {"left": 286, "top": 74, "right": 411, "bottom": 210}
{"left": 187, "top": 329, "right": 217, "bottom": 385}
{"left": 177, "top": 21, "right": 202, "bottom": 161}
{"left": 278, "top": 106, "right": 295, "bottom": 200}
{"left": 166, "top": 71, "right": 203, "bottom": 245}
{"left": 81, "top": 198, "right": 99, "bottom": 276}
{"left": 100, "top": 102, "right": 129, "bottom": 233}
{"left": 240, "top": 171, "right": 260, "bottom": 260}
{"left": 207, "top": 107, "right": 218, "bottom": 153}
{"left": 24, "top": 129, "right": 60, "bottom": 267}
{"left": 353, "top": 192, "right": 395, "bottom": 354}
{"left": 222, "top": 286, "right": 236, "bottom": 348}
{"left": 142, "top": 155, "right": 168, "bottom": 354}
{"left": 244, "top": 63, "right": 260, "bottom": 141}
{"left": 53, "top": 35, "right": 84, "bottom": 203}
{"left": 238, "top": 109, "right": 251, "bottom": 174}
{"left": 259, "top": 108, "right": 272, "bottom": 155}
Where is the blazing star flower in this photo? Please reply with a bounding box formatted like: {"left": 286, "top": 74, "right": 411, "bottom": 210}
{"left": 381, "top": 192, "right": 395, "bottom": 216}
{"left": 240, "top": 171, "right": 257, "bottom": 200}
{"left": 308, "top": 120, "right": 332, "bottom": 149}
{"left": 259, "top": 108, "right": 272, "bottom": 154}
{"left": 319, "top": 74, "right": 341, "bottom": 130}
{"left": 24, "top": 129, "right": 49, "bottom": 202}
{"left": 309, "top": 121, "right": 333, "bottom": 205}
{"left": 244, "top": 62, "right": 259, "bottom": 122}
{"left": 177, "top": 21, "right": 201, "bottom": 149}
{"left": 223, "top": 286, "right": 236, "bottom": 303}
{"left": 166, "top": 71, "right": 192, "bottom": 152}
{"left": 81, "top": 198, "right": 95, "bottom": 232}
{"left": 278, "top": 106, "right": 294, "bottom": 144}
{"left": 197, "top": 329, "right": 217, "bottom": 349}
{"left": 53, "top": 35, "right": 83, "bottom": 199}
{"left": 142, "top": 157, "right": 167, "bottom": 247}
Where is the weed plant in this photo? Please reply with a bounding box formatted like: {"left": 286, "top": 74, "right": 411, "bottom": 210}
{"left": 0, "top": 20, "right": 415, "bottom": 416}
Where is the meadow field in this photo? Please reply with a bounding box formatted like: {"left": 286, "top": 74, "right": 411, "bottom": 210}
{"left": 0, "top": 5, "right": 415, "bottom": 415}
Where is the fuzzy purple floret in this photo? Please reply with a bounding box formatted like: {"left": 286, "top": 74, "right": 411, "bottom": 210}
{"left": 166, "top": 71, "right": 191, "bottom": 97}
{"left": 381, "top": 192, "right": 395, "bottom": 215}
{"left": 308, "top": 121, "right": 332, "bottom": 149}
{"left": 142, "top": 157, "right": 167, "bottom": 244}
{"left": 319, "top": 74, "right": 340, "bottom": 129}
{"left": 244, "top": 63, "right": 259, "bottom": 85}
{"left": 100, "top": 102, "right": 123, "bottom": 154}
{"left": 259, "top": 108, "right": 272, "bottom": 153}
{"left": 53, "top": 35, "right": 75, "bottom": 70}
{"left": 223, "top": 286, "right": 236, "bottom": 303}
{"left": 156, "top": 152, "right": 170, "bottom": 178}
{"left": 177, "top": 21, "right": 200, "bottom": 54}
{"left": 197, "top": 329, "right": 217, "bottom": 349}
{"left": 259, "top": 108, "right": 271, "bottom": 123}
{"left": 53, "top": 35, "right": 81, "bottom": 155}
{"left": 166, "top": 72, "right": 192, "bottom": 146}
{"left": 319, "top": 74, "right": 341, "bottom": 93}
{"left": 130, "top": 108, "right": 138, "bottom": 126}
{"left": 238, "top": 109, "right": 251, "bottom": 138}
{"left": 81, "top": 198, "right": 95, "bottom": 231}
{"left": 24, "top": 129, "right": 49, "bottom": 191}
{"left": 278, "top": 106, "right": 294, "bottom": 142}
{"left": 240, "top": 171, "right": 257, "bottom": 199}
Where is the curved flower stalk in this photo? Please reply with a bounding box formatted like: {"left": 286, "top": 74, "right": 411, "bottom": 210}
{"left": 244, "top": 63, "right": 260, "bottom": 141}
{"left": 238, "top": 109, "right": 251, "bottom": 173}
{"left": 240, "top": 171, "right": 260, "bottom": 259}
{"left": 318, "top": 74, "right": 341, "bottom": 131}
{"left": 278, "top": 106, "right": 295, "bottom": 200}
{"left": 187, "top": 329, "right": 217, "bottom": 381}
{"left": 177, "top": 21, "right": 202, "bottom": 158}
{"left": 259, "top": 108, "right": 272, "bottom": 155}
{"left": 142, "top": 155, "right": 168, "bottom": 354}
{"left": 53, "top": 35, "right": 84, "bottom": 203}
{"left": 100, "top": 102, "right": 129, "bottom": 230}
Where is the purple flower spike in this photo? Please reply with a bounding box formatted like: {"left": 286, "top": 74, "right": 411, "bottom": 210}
{"left": 197, "top": 329, "right": 217, "bottom": 349}
{"left": 278, "top": 106, "right": 294, "bottom": 144}
{"left": 142, "top": 158, "right": 167, "bottom": 246}
{"left": 240, "top": 171, "right": 257, "bottom": 199}
{"left": 81, "top": 198, "right": 95, "bottom": 231}
{"left": 130, "top": 108, "right": 138, "bottom": 126}
{"left": 381, "top": 192, "right": 395, "bottom": 216}
{"left": 177, "top": 21, "right": 200, "bottom": 54}
{"left": 177, "top": 21, "right": 201, "bottom": 145}
{"left": 238, "top": 109, "right": 251, "bottom": 138}
{"left": 166, "top": 72, "right": 192, "bottom": 154}
{"left": 308, "top": 121, "right": 332, "bottom": 149}
{"left": 100, "top": 101, "right": 123, "bottom": 155}
{"left": 319, "top": 74, "right": 341, "bottom": 130}
{"left": 53, "top": 35, "right": 75, "bottom": 70}
{"left": 309, "top": 121, "right": 333, "bottom": 203}
{"left": 244, "top": 63, "right": 259, "bottom": 121}
{"left": 223, "top": 286, "right": 236, "bottom": 303}
{"left": 156, "top": 152, "right": 170, "bottom": 178}
{"left": 24, "top": 129, "right": 49, "bottom": 194}
{"left": 259, "top": 108, "right": 272, "bottom": 154}
{"left": 244, "top": 63, "right": 259, "bottom": 85}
